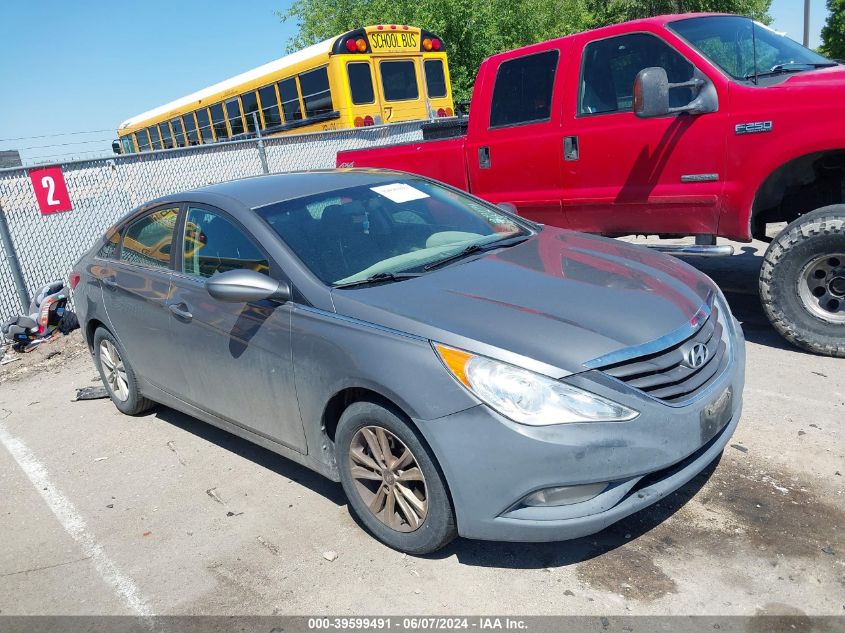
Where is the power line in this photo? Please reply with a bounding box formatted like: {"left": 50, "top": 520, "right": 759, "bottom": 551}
{"left": 0, "top": 129, "right": 114, "bottom": 142}
{"left": 15, "top": 138, "right": 115, "bottom": 151}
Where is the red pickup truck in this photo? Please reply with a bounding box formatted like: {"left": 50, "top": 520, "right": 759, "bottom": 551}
{"left": 337, "top": 13, "right": 845, "bottom": 357}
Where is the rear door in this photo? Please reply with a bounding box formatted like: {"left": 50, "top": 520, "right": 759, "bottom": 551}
{"left": 464, "top": 46, "right": 567, "bottom": 226}
{"left": 376, "top": 57, "right": 428, "bottom": 123}
{"left": 101, "top": 206, "right": 184, "bottom": 389}
{"left": 166, "top": 204, "right": 306, "bottom": 453}
{"left": 561, "top": 31, "right": 727, "bottom": 235}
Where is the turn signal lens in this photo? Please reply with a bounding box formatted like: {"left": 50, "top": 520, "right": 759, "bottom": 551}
{"left": 345, "top": 39, "right": 357, "bottom": 53}
{"left": 422, "top": 38, "right": 433, "bottom": 51}
{"left": 68, "top": 271, "right": 81, "bottom": 290}
{"left": 433, "top": 344, "right": 473, "bottom": 387}
{"left": 353, "top": 116, "right": 364, "bottom": 127}
{"left": 445, "top": 107, "right": 454, "bottom": 116}
{"left": 356, "top": 38, "right": 367, "bottom": 52}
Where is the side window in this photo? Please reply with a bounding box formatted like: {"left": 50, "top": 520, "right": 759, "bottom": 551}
{"left": 258, "top": 84, "right": 281, "bottom": 127}
{"left": 278, "top": 77, "right": 302, "bottom": 122}
{"left": 209, "top": 103, "right": 229, "bottom": 140}
{"left": 424, "top": 59, "right": 447, "bottom": 98}
{"left": 347, "top": 62, "right": 375, "bottom": 104}
{"left": 97, "top": 227, "right": 121, "bottom": 259}
{"left": 149, "top": 126, "right": 162, "bottom": 150}
{"left": 170, "top": 118, "right": 186, "bottom": 147}
{"left": 241, "top": 91, "right": 260, "bottom": 132}
{"left": 489, "top": 50, "right": 558, "bottom": 128}
{"left": 580, "top": 33, "right": 694, "bottom": 115}
{"left": 380, "top": 60, "right": 418, "bottom": 101}
{"left": 183, "top": 113, "right": 199, "bottom": 145}
{"left": 183, "top": 207, "right": 270, "bottom": 278}
{"left": 121, "top": 136, "right": 134, "bottom": 154}
{"left": 225, "top": 98, "right": 245, "bottom": 136}
{"left": 135, "top": 129, "right": 150, "bottom": 152}
{"left": 120, "top": 207, "right": 179, "bottom": 270}
{"left": 195, "top": 109, "right": 212, "bottom": 142}
{"left": 300, "top": 67, "right": 333, "bottom": 118}
{"left": 158, "top": 122, "right": 174, "bottom": 149}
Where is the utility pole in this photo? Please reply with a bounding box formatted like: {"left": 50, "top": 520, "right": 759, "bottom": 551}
{"left": 803, "top": 0, "right": 811, "bottom": 47}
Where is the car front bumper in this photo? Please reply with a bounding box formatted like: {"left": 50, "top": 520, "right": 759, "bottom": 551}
{"left": 414, "top": 321, "right": 746, "bottom": 542}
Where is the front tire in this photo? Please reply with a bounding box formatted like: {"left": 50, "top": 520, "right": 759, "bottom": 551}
{"left": 759, "top": 206, "right": 845, "bottom": 357}
{"left": 336, "top": 401, "right": 456, "bottom": 555}
{"left": 93, "top": 327, "right": 155, "bottom": 415}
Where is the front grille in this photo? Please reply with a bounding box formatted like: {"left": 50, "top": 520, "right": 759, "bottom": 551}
{"left": 597, "top": 302, "right": 729, "bottom": 404}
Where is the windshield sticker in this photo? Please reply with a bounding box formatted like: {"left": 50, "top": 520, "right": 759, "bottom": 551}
{"left": 370, "top": 183, "right": 430, "bottom": 203}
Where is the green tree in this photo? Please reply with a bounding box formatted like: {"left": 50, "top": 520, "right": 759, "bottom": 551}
{"left": 279, "top": 0, "right": 772, "bottom": 101}
{"left": 820, "top": 0, "right": 845, "bottom": 59}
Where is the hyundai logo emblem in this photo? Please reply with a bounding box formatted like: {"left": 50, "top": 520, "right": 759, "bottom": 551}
{"left": 685, "top": 343, "right": 709, "bottom": 369}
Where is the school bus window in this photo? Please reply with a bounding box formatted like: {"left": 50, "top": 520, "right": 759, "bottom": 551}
{"left": 135, "top": 129, "right": 150, "bottom": 152}
{"left": 195, "top": 109, "right": 212, "bottom": 142}
{"left": 380, "top": 60, "right": 418, "bottom": 101}
{"left": 149, "top": 126, "right": 162, "bottom": 150}
{"left": 225, "top": 98, "right": 245, "bottom": 136}
{"left": 241, "top": 91, "right": 260, "bottom": 132}
{"left": 424, "top": 59, "right": 447, "bottom": 98}
{"left": 258, "top": 84, "right": 281, "bottom": 128}
{"left": 159, "top": 122, "right": 174, "bottom": 149}
{"left": 278, "top": 77, "right": 302, "bottom": 121}
{"left": 347, "top": 62, "right": 375, "bottom": 105}
{"left": 121, "top": 136, "right": 134, "bottom": 154}
{"left": 300, "top": 67, "right": 333, "bottom": 118}
{"left": 210, "top": 103, "right": 228, "bottom": 140}
{"left": 170, "top": 118, "right": 186, "bottom": 147}
{"left": 182, "top": 113, "right": 199, "bottom": 145}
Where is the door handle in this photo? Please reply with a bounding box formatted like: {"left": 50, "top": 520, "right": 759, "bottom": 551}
{"left": 101, "top": 276, "right": 117, "bottom": 290}
{"left": 168, "top": 302, "right": 193, "bottom": 322}
{"left": 564, "top": 136, "right": 579, "bottom": 161}
{"left": 478, "top": 146, "right": 491, "bottom": 169}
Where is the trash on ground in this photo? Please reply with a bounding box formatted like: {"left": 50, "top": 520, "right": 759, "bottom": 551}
{"left": 206, "top": 487, "right": 224, "bottom": 504}
{"left": 730, "top": 443, "right": 749, "bottom": 453}
{"left": 166, "top": 440, "right": 186, "bottom": 466}
{"left": 74, "top": 386, "right": 109, "bottom": 401}
{"left": 322, "top": 551, "right": 338, "bottom": 562}
{"left": 94, "top": 456, "right": 108, "bottom": 462}
{"left": 226, "top": 511, "right": 243, "bottom": 517}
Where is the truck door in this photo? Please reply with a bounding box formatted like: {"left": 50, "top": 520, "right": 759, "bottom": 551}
{"left": 562, "top": 32, "right": 727, "bottom": 236}
{"left": 464, "top": 46, "right": 566, "bottom": 226}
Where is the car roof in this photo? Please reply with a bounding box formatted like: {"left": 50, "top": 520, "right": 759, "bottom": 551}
{"left": 149, "top": 168, "right": 416, "bottom": 211}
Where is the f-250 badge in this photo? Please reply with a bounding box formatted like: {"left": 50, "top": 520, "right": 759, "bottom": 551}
{"left": 735, "top": 121, "right": 773, "bottom": 135}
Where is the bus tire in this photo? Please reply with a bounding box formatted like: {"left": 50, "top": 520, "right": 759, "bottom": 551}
{"left": 759, "top": 205, "right": 845, "bottom": 357}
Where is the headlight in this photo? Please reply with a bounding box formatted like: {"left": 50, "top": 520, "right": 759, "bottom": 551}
{"left": 433, "top": 344, "right": 638, "bottom": 426}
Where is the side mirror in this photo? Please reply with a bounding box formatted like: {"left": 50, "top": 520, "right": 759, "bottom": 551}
{"left": 112, "top": 140, "right": 122, "bottom": 155}
{"left": 633, "top": 67, "right": 718, "bottom": 118}
{"left": 205, "top": 269, "right": 291, "bottom": 304}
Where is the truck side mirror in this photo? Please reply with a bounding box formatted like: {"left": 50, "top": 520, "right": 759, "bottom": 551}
{"left": 634, "top": 67, "right": 718, "bottom": 118}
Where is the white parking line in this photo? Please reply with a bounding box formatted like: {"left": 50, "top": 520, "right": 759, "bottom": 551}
{"left": 0, "top": 423, "right": 151, "bottom": 616}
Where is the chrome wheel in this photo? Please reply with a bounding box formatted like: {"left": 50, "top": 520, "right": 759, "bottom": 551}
{"left": 99, "top": 340, "right": 129, "bottom": 401}
{"left": 348, "top": 426, "right": 428, "bottom": 532}
{"left": 799, "top": 254, "right": 845, "bottom": 324}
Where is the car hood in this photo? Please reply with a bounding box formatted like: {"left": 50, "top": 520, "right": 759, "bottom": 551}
{"left": 330, "top": 228, "right": 717, "bottom": 376}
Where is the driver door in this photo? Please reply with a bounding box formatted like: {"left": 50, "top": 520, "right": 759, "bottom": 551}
{"left": 562, "top": 32, "right": 728, "bottom": 236}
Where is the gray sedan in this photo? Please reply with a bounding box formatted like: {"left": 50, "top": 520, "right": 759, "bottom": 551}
{"left": 71, "top": 170, "right": 745, "bottom": 554}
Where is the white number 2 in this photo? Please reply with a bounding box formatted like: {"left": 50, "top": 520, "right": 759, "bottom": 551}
{"left": 41, "top": 176, "right": 58, "bottom": 205}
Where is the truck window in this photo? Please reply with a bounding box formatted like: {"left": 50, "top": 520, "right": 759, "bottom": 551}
{"left": 580, "top": 33, "right": 694, "bottom": 115}
{"left": 489, "top": 50, "right": 558, "bottom": 128}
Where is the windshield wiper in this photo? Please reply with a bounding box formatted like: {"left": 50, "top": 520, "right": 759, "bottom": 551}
{"left": 332, "top": 271, "right": 421, "bottom": 289}
{"left": 744, "top": 62, "right": 838, "bottom": 80}
{"left": 423, "top": 234, "right": 530, "bottom": 271}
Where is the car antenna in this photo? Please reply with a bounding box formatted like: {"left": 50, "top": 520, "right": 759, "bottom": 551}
{"left": 751, "top": 17, "right": 759, "bottom": 85}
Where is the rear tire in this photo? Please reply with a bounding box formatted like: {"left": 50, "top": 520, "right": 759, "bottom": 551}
{"left": 336, "top": 401, "right": 456, "bottom": 555}
{"left": 759, "top": 206, "right": 845, "bottom": 357}
{"left": 93, "top": 327, "right": 155, "bottom": 415}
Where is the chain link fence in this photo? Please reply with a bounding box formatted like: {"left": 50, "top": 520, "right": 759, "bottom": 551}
{"left": 0, "top": 121, "right": 425, "bottom": 319}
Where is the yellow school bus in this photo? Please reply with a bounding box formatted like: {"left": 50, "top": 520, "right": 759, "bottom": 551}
{"left": 116, "top": 25, "right": 454, "bottom": 153}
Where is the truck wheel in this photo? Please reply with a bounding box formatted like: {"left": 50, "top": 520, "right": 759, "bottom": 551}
{"left": 759, "top": 205, "right": 845, "bottom": 357}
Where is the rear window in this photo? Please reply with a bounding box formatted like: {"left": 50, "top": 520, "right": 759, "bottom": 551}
{"left": 380, "top": 60, "right": 418, "bottom": 101}
{"left": 120, "top": 208, "right": 179, "bottom": 270}
{"left": 489, "top": 50, "right": 558, "bottom": 128}
{"left": 347, "top": 62, "right": 375, "bottom": 104}
{"left": 424, "top": 59, "right": 447, "bottom": 98}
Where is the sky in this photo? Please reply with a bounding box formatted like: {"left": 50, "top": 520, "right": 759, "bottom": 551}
{"left": 0, "top": 0, "right": 831, "bottom": 166}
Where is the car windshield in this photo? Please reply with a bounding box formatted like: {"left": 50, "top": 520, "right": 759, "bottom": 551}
{"left": 668, "top": 16, "right": 834, "bottom": 83}
{"left": 254, "top": 178, "right": 529, "bottom": 286}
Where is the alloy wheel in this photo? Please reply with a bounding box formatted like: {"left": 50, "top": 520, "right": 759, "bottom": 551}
{"left": 348, "top": 425, "right": 428, "bottom": 532}
{"left": 99, "top": 340, "right": 129, "bottom": 401}
{"left": 799, "top": 254, "right": 845, "bottom": 324}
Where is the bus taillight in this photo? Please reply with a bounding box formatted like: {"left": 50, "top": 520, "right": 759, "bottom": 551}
{"left": 431, "top": 38, "right": 441, "bottom": 51}
{"left": 344, "top": 37, "right": 368, "bottom": 53}
{"left": 354, "top": 116, "right": 375, "bottom": 127}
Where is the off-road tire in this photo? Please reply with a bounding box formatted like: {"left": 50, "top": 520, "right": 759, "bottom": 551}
{"left": 336, "top": 401, "right": 457, "bottom": 555}
{"left": 93, "top": 327, "right": 155, "bottom": 415}
{"left": 759, "top": 206, "right": 845, "bottom": 357}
